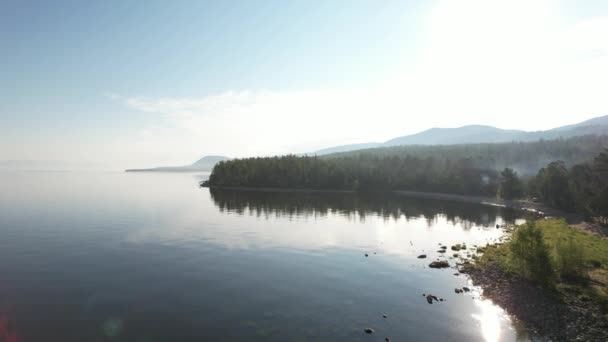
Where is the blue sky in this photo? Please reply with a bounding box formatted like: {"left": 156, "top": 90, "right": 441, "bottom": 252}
{"left": 2, "top": 0, "right": 608, "bottom": 169}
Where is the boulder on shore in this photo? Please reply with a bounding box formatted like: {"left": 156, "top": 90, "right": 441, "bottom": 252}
{"left": 429, "top": 260, "right": 450, "bottom": 268}
{"left": 451, "top": 244, "right": 467, "bottom": 251}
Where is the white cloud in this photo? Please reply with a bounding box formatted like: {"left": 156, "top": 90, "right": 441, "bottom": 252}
{"left": 122, "top": 88, "right": 402, "bottom": 158}
{"left": 117, "top": 1, "right": 608, "bottom": 164}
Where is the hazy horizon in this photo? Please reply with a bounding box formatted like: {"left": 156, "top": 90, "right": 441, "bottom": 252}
{"left": 3, "top": 0, "right": 608, "bottom": 169}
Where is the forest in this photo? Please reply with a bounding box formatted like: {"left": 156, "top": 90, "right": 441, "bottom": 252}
{"left": 528, "top": 150, "right": 608, "bottom": 221}
{"left": 206, "top": 135, "right": 608, "bottom": 220}
{"left": 323, "top": 134, "right": 608, "bottom": 176}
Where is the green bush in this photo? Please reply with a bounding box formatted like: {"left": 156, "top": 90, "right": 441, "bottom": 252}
{"left": 535, "top": 218, "right": 608, "bottom": 269}
{"left": 509, "top": 221, "right": 555, "bottom": 286}
{"left": 554, "top": 236, "right": 586, "bottom": 279}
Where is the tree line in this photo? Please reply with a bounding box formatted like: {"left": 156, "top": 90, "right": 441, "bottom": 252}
{"left": 207, "top": 135, "right": 608, "bottom": 221}
{"left": 209, "top": 154, "right": 502, "bottom": 195}
{"left": 528, "top": 150, "right": 608, "bottom": 221}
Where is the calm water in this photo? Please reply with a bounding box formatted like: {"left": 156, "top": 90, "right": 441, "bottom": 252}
{"left": 0, "top": 171, "right": 532, "bottom": 341}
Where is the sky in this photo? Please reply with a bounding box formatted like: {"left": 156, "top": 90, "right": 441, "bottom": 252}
{"left": 2, "top": 0, "right": 608, "bottom": 169}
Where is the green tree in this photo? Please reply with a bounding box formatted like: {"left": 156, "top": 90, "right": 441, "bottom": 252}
{"left": 590, "top": 187, "right": 608, "bottom": 225}
{"left": 554, "top": 236, "right": 586, "bottom": 279}
{"left": 498, "top": 168, "right": 524, "bottom": 200}
{"left": 534, "top": 161, "right": 575, "bottom": 211}
{"left": 593, "top": 149, "right": 608, "bottom": 180}
{"left": 568, "top": 163, "right": 595, "bottom": 217}
{"left": 509, "top": 221, "right": 554, "bottom": 286}
{"left": 591, "top": 149, "right": 608, "bottom": 224}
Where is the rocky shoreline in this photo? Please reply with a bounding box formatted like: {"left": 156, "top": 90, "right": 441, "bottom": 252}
{"left": 462, "top": 264, "right": 608, "bottom": 341}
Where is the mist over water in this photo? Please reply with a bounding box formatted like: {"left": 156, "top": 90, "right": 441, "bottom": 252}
{"left": 0, "top": 171, "right": 532, "bottom": 341}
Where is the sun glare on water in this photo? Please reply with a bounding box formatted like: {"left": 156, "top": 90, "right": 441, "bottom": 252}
{"left": 472, "top": 298, "right": 512, "bottom": 342}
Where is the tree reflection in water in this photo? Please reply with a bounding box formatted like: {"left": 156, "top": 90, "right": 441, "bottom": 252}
{"left": 210, "top": 189, "right": 521, "bottom": 229}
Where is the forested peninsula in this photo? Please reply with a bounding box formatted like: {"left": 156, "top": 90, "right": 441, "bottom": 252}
{"left": 204, "top": 135, "right": 608, "bottom": 220}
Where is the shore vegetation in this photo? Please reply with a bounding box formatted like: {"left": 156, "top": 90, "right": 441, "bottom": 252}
{"left": 475, "top": 219, "right": 608, "bottom": 308}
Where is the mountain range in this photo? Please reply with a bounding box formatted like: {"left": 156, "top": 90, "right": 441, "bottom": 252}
{"left": 313, "top": 115, "right": 608, "bottom": 155}
{"left": 124, "top": 115, "right": 608, "bottom": 172}
{"left": 125, "top": 155, "right": 229, "bottom": 173}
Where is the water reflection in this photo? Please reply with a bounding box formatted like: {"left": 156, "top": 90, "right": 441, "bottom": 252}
{"left": 0, "top": 172, "right": 533, "bottom": 341}
{"left": 210, "top": 189, "right": 521, "bottom": 228}
{"left": 472, "top": 299, "right": 511, "bottom": 342}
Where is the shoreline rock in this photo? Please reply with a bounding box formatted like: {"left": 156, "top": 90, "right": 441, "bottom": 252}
{"left": 429, "top": 260, "right": 450, "bottom": 268}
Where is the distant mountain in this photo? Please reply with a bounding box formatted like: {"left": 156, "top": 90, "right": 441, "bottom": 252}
{"left": 384, "top": 125, "right": 527, "bottom": 146}
{"left": 313, "top": 115, "right": 608, "bottom": 155}
{"left": 126, "top": 155, "right": 229, "bottom": 173}
{"left": 190, "top": 155, "right": 230, "bottom": 169}
{"left": 550, "top": 115, "right": 608, "bottom": 132}
{"left": 313, "top": 142, "right": 382, "bottom": 155}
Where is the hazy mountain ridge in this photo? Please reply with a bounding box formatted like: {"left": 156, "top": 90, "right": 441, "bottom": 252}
{"left": 321, "top": 134, "right": 608, "bottom": 176}
{"left": 313, "top": 142, "right": 382, "bottom": 155}
{"left": 313, "top": 115, "right": 608, "bottom": 155}
{"left": 550, "top": 115, "right": 608, "bottom": 131}
{"left": 126, "top": 155, "right": 229, "bottom": 172}
{"left": 384, "top": 125, "right": 528, "bottom": 146}
{"left": 124, "top": 116, "right": 607, "bottom": 172}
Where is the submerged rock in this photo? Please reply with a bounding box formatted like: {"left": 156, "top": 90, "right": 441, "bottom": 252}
{"left": 364, "top": 328, "right": 375, "bottom": 334}
{"left": 451, "top": 244, "right": 467, "bottom": 251}
{"left": 426, "top": 294, "right": 440, "bottom": 304}
{"left": 429, "top": 260, "right": 450, "bottom": 268}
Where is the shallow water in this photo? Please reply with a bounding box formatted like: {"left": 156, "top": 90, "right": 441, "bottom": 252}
{"left": 0, "top": 171, "right": 532, "bottom": 341}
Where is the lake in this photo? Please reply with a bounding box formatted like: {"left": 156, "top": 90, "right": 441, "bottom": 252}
{"left": 0, "top": 171, "right": 534, "bottom": 341}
